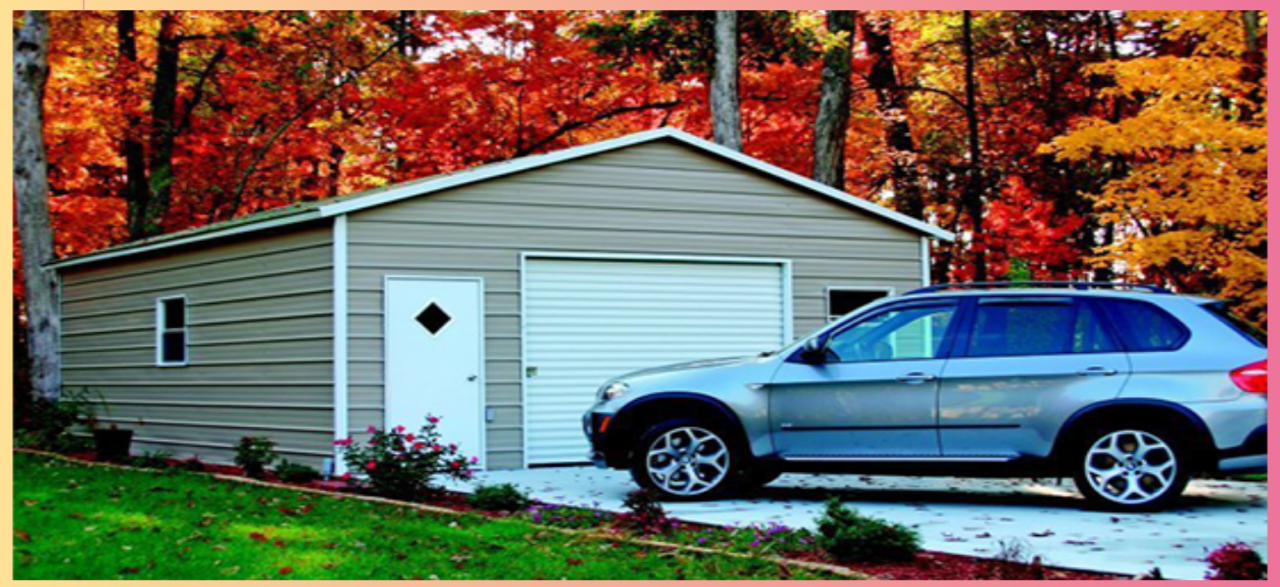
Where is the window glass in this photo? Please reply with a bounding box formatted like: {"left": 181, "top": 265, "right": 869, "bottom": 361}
{"left": 967, "top": 301, "right": 1077, "bottom": 357}
{"left": 1102, "top": 299, "right": 1189, "bottom": 352}
{"left": 825, "top": 303, "right": 955, "bottom": 362}
{"left": 1072, "top": 302, "right": 1120, "bottom": 354}
{"left": 158, "top": 297, "right": 187, "bottom": 365}
{"left": 827, "top": 289, "right": 890, "bottom": 322}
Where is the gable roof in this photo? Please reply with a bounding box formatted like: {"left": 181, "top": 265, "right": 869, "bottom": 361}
{"left": 48, "top": 127, "right": 952, "bottom": 270}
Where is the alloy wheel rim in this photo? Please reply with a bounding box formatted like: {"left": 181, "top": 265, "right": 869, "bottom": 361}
{"left": 1084, "top": 430, "right": 1177, "bottom": 505}
{"left": 645, "top": 426, "right": 730, "bottom": 496}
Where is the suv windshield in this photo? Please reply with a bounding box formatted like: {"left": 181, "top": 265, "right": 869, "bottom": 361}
{"left": 1204, "top": 302, "right": 1266, "bottom": 348}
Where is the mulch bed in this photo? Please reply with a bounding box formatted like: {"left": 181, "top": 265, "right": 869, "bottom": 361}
{"left": 33, "top": 448, "right": 1126, "bottom": 580}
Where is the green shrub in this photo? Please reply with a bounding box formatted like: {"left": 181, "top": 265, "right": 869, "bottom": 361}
{"left": 619, "top": 489, "right": 673, "bottom": 534}
{"left": 16, "top": 388, "right": 94, "bottom": 453}
{"left": 274, "top": 460, "right": 321, "bottom": 483}
{"left": 130, "top": 450, "right": 173, "bottom": 469}
{"left": 528, "top": 504, "right": 612, "bottom": 529}
{"left": 234, "top": 436, "right": 278, "bottom": 479}
{"left": 334, "top": 416, "right": 474, "bottom": 500}
{"left": 815, "top": 498, "right": 920, "bottom": 563}
{"left": 468, "top": 483, "right": 532, "bottom": 511}
{"left": 178, "top": 457, "right": 206, "bottom": 472}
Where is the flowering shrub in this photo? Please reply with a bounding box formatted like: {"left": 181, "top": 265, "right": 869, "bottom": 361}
{"left": 334, "top": 416, "right": 474, "bottom": 500}
{"left": 619, "top": 489, "right": 675, "bottom": 535}
{"left": 1205, "top": 541, "right": 1267, "bottom": 580}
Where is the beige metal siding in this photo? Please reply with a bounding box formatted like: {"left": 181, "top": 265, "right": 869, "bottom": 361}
{"left": 60, "top": 224, "right": 334, "bottom": 467}
{"left": 345, "top": 139, "right": 926, "bottom": 469}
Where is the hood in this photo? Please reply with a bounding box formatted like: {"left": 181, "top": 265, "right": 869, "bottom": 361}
{"left": 616, "top": 355, "right": 763, "bottom": 381}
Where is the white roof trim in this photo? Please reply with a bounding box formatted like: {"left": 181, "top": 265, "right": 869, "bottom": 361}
{"left": 47, "top": 210, "right": 322, "bottom": 270}
{"left": 320, "top": 127, "right": 953, "bottom": 240}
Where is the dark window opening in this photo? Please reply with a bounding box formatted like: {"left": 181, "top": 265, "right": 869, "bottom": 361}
{"left": 827, "top": 288, "right": 891, "bottom": 322}
{"left": 157, "top": 297, "right": 187, "bottom": 365}
{"left": 1099, "top": 299, "right": 1190, "bottom": 352}
{"left": 416, "top": 302, "right": 452, "bottom": 336}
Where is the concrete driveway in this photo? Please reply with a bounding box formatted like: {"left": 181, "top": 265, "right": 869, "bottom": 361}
{"left": 455, "top": 468, "right": 1266, "bottom": 579}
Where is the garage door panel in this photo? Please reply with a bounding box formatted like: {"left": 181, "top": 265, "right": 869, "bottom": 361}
{"left": 524, "top": 258, "right": 787, "bottom": 465}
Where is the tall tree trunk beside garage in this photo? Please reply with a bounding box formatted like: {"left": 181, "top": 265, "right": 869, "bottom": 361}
{"left": 863, "top": 14, "right": 926, "bottom": 220}
{"left": 15, "top": 11, "right": 62, "bottom": 401}
{"left": 812, "top": 10, "right": 856, "bottom": 189}
{"left": 710, "top": 10, "right": 743, "bottom": 151}
{"left": 142, "top": 12, "right": 182, "bottom": 238}
{"left": 117, "top": 11, "right": 151, "bottom": 240}
{"left": 1240, "top": 10, "right": 1264, "bottom": 122}
{"left": 1093, "top": 11, "right": 1124, "bottom": 282}
{"left": 961, "top": 11, "right": 987, "bottom": 282}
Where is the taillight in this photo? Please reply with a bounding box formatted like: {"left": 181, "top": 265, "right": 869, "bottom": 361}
{"left": 1231, "top": 360, "right": 1268, "bottom": 394}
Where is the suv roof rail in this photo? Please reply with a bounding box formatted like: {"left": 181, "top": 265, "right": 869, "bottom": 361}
{"left": 904, "top": 281, "right": 1172, "bottom": 296}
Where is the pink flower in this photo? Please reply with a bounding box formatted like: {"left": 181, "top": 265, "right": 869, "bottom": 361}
{"left": 413, "top": 442, "right": 425, "bottom": 450}
{"left": 450, "top": 461, "right": 461, "bottom": 469}
{"left": 427, "top": 416, "right": 440, "bottom": 424}
{"left": 405, "top": 434, "right": 415, "bottom": 442}
{"left": 332, "top": 438, "right": 352, "bottom": 447}
{"left": 395, "top": 425, "right": 406, "bottom": 433}
{"left": 367, "top": 425, "right": 377, "bottom": 433}
{"left": 340, "top": 472, "right": 352, "bottom": 481}
{"left": 469, "top": 456, "right": 479, "bottom": 464}
{"left": 432, "top": 444, "right": 442, "bottom": 451}
{"left": 366, "top": 461, "right": 377, "bottom": 471}
{"left": 449, "top": 443, "right": 457, "bottom": 452}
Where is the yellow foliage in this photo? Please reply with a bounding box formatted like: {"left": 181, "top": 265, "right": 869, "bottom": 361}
{"left": 1045, "top": 10, "right": 1267, "bottom": 324}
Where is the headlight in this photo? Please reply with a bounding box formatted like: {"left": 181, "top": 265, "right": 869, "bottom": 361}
{"left": 598, "top": 381, "right": 629, "bottom": 401}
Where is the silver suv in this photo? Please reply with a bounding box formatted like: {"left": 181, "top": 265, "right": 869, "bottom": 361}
{"left": 584, "top": 283, "right": 1267, "bottom": 511}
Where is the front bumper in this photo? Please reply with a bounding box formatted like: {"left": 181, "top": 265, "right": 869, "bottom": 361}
{"left": 1217, "top": 425, "right": 1267, "bottom": 474}
{"left": 583, "top": 411, "right": 612, "bottom": 468}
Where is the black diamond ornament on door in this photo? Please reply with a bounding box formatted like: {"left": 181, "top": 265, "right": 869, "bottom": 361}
{"left": 415, "top": 302, "right": 452, "bottom": 336}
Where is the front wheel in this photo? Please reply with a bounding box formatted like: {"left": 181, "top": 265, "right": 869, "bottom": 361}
{"left": 630, "top": 419, "right": 739, "bottom": 501}
{"left": 1072, "top": 427, "right": 1189, "bottom": 512}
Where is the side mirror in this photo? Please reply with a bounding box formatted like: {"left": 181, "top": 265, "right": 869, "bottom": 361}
{"left": 800, "top": 338, "right": 827, "bottom": 365}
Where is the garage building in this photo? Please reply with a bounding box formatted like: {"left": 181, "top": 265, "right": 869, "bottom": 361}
{"left": 51, "top": 128, "right": 952, "bottom": 470}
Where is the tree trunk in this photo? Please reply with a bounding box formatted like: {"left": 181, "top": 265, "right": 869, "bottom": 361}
{"left": 116, "top": 11, "right": 151, "bottom": 240}
{"left": 962, "top": 11, "right": 987, "bottom": 282}
{"left": 142, "top": 12, "right": 182, "bottom": 238}
{"left": 710, "top": 10, "right": 742, "bottom": 151}
{"left": 811, "top": 10, "right": 856, "bottom": 189}
{"left": 863, "top": 14, "right": 926, "bottom": 219}
{"left": 1239, "top": 10, "right": 1264, "bottom": 122}
{"left": 14, "top": 10, "right": 61, "bottom": 401}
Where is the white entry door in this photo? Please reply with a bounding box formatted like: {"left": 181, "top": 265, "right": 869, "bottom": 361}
{"left": 384, "top": 276, "right": 485, "bottom": 467}
{"left": 524, "top": 257, "right": 789, "bottom": 465}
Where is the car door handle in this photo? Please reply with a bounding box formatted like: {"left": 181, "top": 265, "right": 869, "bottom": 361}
{"left": 1076, "top": 366, "right": 1118, "bottom": 377}
{"left": 896, "top": 372, "right": 937, "bottom": 385}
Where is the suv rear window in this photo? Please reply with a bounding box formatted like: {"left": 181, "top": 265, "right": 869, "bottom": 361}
{"left": 1099, "top": 299, "right": 1190, "bottom": 352}
{"left": 1203, "top": 302, "right": 1266, "bottom": 348}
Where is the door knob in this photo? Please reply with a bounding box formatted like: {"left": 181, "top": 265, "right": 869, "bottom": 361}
{"left": 1076, "top": 366, "right": 1118, "bottom": 377}
{"left": 467, "top": 374, "right": 478, "bottom": 382}
{"left": 896, "top": 372, "right": 937, "bottom": 385}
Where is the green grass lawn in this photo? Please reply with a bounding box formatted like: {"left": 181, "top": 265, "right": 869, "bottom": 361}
{"left": 12, "top": 452, "right": 835, "bottom": 580}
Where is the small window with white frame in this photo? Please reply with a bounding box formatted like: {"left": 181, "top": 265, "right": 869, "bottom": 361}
{"left": 156, "top": 295, "right": 188, "bottom": 366}
{"left": 826, "top": 287, "right": 894, "bottom": 322}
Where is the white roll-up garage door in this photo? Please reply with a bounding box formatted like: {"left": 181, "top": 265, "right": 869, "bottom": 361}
{"left": 523, "top": 256, "right": 789, "bottom": 465}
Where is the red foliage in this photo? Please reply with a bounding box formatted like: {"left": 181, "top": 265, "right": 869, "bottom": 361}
{"left": 1205, "top": 541, "right": 1267, "bottom": 580}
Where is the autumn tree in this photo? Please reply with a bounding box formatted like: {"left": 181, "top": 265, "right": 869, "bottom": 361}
{"left": 15, "top": 11, "right": 61, "bottom": 400}
{"left": 1046, "top": 10, "right": 1268, "bottom": 324}
{"left": 812, "top": 10, "right": 856, "bottom": 188}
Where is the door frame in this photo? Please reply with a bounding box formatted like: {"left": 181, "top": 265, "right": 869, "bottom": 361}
{"left": 518, "top": 251, "right": 794, "bottom": 468}
{"left": 382, "top": 274, "right": 487, "bottom": 469}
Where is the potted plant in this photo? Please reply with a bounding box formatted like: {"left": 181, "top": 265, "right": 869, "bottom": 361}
{"left": 84, "top": 393, "right": 133, "bottom": 462}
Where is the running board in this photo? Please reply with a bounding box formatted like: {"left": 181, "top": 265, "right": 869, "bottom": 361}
{"left": 781, "top": 455, "right": 1016, "bottom": 463}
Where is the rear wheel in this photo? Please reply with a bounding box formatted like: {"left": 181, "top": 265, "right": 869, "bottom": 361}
{"left": 1073, "top": 426, "right": 1189, "bottom": 512}
{"left": 630, "top": 419, "right": 739, "bottom": 501}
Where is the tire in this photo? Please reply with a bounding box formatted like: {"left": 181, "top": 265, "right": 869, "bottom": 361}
{"left": 1071, "top": 424, "right": 1190, "bottom": 512}
{"left": 738, "top": 464, "right": 783, "bottom": 491}
{"left": 629, "top": 418, "right": 742, "bottom": 501}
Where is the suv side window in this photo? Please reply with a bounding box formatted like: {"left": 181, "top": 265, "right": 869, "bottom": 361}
{"left": 824, "top": 302, "right": 957, "bottom": 363}
{"left": 965, "top": 298, "right": 1119, "bottom": 358}
{"left": 1099, "top": 299, "right": 1190, "bottom": 352}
